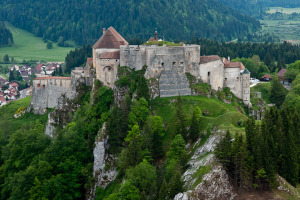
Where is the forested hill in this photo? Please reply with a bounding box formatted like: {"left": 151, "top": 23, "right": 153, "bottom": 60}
{"left": 0, "top": 0, "right": 260, "bottom": 45}
{"left": 219, "top": 0, "right": 269, "bottom": 17}
{"left": 0, "top": 19, "right": 13, "bottom": 47}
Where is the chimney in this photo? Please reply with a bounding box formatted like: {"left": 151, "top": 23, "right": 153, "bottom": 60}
{"left": 155, "top": 28, "right": 158, "bottom": 40}
{"left": 228, "top": 56, "right": 230, "bottom": 63}
{"left": 103, "top": 28, "right": 106, "bottom": 35}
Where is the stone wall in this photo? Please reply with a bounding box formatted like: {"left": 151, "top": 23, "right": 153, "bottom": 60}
{"left": 242, "top": 73, "right": 251, "bottom": 106}
{"left": 199, "top": 60, "right": 224, "bottom": 91}
{"left": 224, "top": 68, "right": 242, "bottom": 99}
{"left": 94, "top": 48, "right": 120, "bottom": 87}
{"left": 120, "top": 44, "right": 200, "bottom": 79}
{"left": 28, "top": 77, "right": 75, "bottom": 114}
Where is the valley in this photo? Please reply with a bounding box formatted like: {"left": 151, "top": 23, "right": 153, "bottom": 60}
{"left": 0, "top": 23, "right": 74, "bottom": 62}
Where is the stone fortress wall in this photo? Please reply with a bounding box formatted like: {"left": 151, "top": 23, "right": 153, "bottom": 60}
{"left": 28, "top": 76, "right": 75, "bottom": 114}
{"left": 120, "top": 45, "right": 200, "bottom": 97}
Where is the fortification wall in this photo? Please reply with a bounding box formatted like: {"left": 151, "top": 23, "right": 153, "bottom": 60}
{"left": 120, "top": 45, "right": 200, "bottom": 79}
{"left": 224, "top": 68, "right": 242, "bottom": 99}
{"left": 242, "top": 73, "right": 251, "bottom": 105}
{"left": 199, "top": 60, "right": 224, "bottom": 91}
{"left": 28, "top": 77, "right": 75, "bottom": 114}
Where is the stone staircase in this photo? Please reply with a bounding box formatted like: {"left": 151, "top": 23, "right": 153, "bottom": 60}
{"left": 159, "top": 70, "right": 191, "bottom": 97}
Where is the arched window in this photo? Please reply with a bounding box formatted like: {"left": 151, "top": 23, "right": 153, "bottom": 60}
{"left": 104, "top": 66, "right": 114, "bottom": 86}
{"left": 37, "top": 83, "right": 40, "bottom": 88}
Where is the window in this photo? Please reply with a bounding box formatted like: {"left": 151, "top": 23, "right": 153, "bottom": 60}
{"left": 173, "top": 62, "right": 176, "bottom": 66}
{"left": 162, "top": 62, "right": 164, "bottom": 67}
{"left": 42, "top": 85, "right": 45, "bottom": 88}
{"left": 237, "top": 77, "right": 239, "bottom": 80}
{"left": 37, "top": 83, "right": 40, "bottom": 88}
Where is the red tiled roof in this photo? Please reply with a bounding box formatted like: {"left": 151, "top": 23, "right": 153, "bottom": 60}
{"left": 261, "top": 74, "right": 272, "bottom": 79}
{"left": 0, "top": 92, "right": 4, "bottom": 96}
{"left": 148, "top": 37, "right": 159, "bottom": 42}
{"left": 222, "top": 58, "right": 230, "bottom": 64}
{"left": 98, "top": 51, "right": 120, "bottom": 59}
{"left": 277, "top": 68, "right": 287, "bottom": 77}
{"left": 224, "top": 62, "right": 245, "bottom": 70}
{"left": 34, "top": 76, "right": 71, "bottom": 80}
{"left": 87, "top": 57, "right": 93, "bottom": 67}
{"left": 0, "top": 96, "right": 5, "bottom": 102}
{"left": 93, "top": 27, "right": 128, "bottom": 49}
{"left": 9, "top": 82, "right": 19, "bottom": 87}
{"left": 200, "top": 56, "right": 220, "bottom": 64}
{"left": 35, "top": 64, "right": 44, "bottom": 70}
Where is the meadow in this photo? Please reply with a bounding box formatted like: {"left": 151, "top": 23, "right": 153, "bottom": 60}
{"left": 260, "top": 19, "right": 300, "bottom": 43}
{"left": 0, "top": 96, "right": 49, "bottom": 137}
{"left": 0, "top": 23, "right": 75, "bottom": 62}
{"left": 267, "top": 7, "right": 300, "bottom": 14}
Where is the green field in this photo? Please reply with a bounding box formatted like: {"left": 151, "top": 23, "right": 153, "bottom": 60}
{"left": 0, "top": 73, "right": 8, "bottom": 79}
{"left": 0, "top": 23, "right": 75, "bottom": 62}
{"left": 151, "top": 95, "right": 248, "bottom": 137}
{"left": 260, "top": 19, "right": 300, "bottom": 42}
{"left": 0, "top": 96, "right": 48, "bottom": 137}
{"left": 267, "top": 7, "right": 300, "bottom": 14}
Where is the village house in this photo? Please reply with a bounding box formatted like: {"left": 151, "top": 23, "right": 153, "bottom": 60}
{"left": 0, "top": 95, "right": 6, "bottom": 107}
{"left": 9, "top": 82, "right": 19, "bottom": 90}
{"left": 277, "top": 68, "right": 289, "bottom": 84}
{"left": 9, "top": 64, "right": 19, "bottom": 71}
{"left": 260, "top": 74, "right": 273, "bottom": 81}
{"left": 0, "top": 77, "right": 8, "bottom": 86}
{"left": 34, "top": 63, "right": 60, "bottom": 77}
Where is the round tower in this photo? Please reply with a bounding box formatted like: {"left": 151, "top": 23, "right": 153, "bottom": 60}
{"left": 242, "top": 68, "right": 251, "bottom": 107}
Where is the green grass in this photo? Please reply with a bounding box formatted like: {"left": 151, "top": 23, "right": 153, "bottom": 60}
{"left": 251, "top": 83, "right": 271, "bottom": 104}
{"left": 267, "top": 7, "right": 300, "bottom": 14}
{"left": 191, "top": 164, "right": 211, "bottom": 189}
{"left": 151, "top": 95, "right": 248, "bottom": 145}
{"left": 0, "top": 96, "right": 48, "bottom": 137}
{"left": 0, "top": 23, "right": 75, "bottom": 62}
{"left": 0, "top": 73, "right": 8, "bottom": 79}
{"left": 260, "top": 19, "right": 300, "bottom": 42}
{"left": 143, "top": 40, "right": 183, "bottom": 46}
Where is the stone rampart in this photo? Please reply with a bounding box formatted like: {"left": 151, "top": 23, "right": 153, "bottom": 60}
{"left": 28, "top": 77, "right": 75, "bottom": 114}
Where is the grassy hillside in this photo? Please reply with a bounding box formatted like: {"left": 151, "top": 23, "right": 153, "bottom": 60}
{"left": 0, "top": 23, "right": 74, "bottom": 62}
{"left": 250, "top": 82, "right": 271, "bottom": 104}
{"left": 151, "top": 95, "right": 248, "bottom": 136}
{"left": 0, "top": 96, "right": 48, "bottom": 137}
{"left": 260, "top": 19, "right": 300, "bottom": 42}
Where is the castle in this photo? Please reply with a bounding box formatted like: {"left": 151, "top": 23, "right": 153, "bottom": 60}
{"left": 29, "top": 27, "right": 251, "bottom": 113}
{"left": 92, "top": 27, "right": 250, "bottom": 104}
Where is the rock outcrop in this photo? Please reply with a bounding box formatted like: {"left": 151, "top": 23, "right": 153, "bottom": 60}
{"left": 175, "top": 131, "right": 237, "bottom": 200}
{"left": 88, "top": 123, "right": 118, "bottom": 200}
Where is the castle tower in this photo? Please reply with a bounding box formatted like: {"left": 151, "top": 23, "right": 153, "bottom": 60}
{"left": 92, "top": 27, "right": 128, "bottom": 87}
{"left": 242, "top": 68, "right": 251, "bottom": 106}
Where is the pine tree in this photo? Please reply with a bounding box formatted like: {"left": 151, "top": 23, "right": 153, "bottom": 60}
{"left": 3, "top": 54, "right": 9, "bottom": 62}
{"left": 168, "top": 169, "right": 183, "bottom": 198}
{"left": 175, "top": 95, "right": 187, "bottom": 141}
{"left": 269, "top": 77, "right": 287, "bottom": 107}
{"left": 151, "top": 116, "right": 164, "bottom": 159}
{"left": 159, "top": 179, "right": 168, "bottom": 200}
{"left": 190, "top": 106, "right": 201, "bottom": 141}
{"left": 264, "top": 51, "right": 272, "bottom": 67}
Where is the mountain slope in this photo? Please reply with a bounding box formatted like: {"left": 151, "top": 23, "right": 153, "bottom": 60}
{"left": 0, "top": 17, "right": 13, "bottom": 47}
{"left": 0, "top": 0, "right": 260, "bottom": 45}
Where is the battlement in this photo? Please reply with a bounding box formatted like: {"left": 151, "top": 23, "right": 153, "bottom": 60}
{"left": 33, "top": 77, "right": 72, "bottom": 88}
